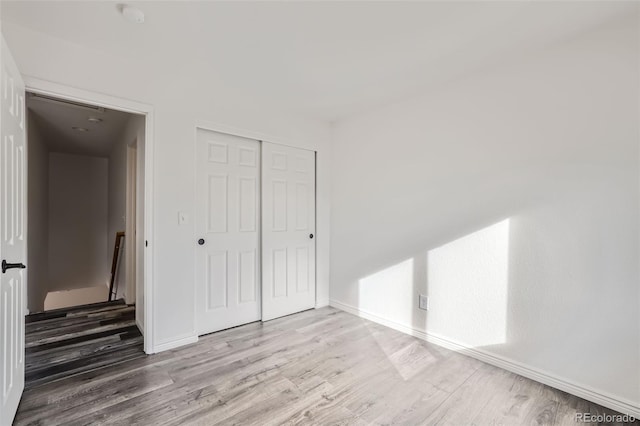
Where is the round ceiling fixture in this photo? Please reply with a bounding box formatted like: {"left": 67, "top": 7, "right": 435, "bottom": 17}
{"left": 72, "top": 127, "right": 89, "bottom": 132}
{"left": 87, "top": 117, "right": 103, "bottom": 123}
{"left": 120, "top": 5, "right": 145, "bottom": 24}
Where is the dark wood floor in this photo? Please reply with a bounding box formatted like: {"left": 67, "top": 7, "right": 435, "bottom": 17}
{"left": 24, "top": 300, "right": 144, "bottom": 389}
{"left": 15, "top": 307, "right": 637, "bottom": 425}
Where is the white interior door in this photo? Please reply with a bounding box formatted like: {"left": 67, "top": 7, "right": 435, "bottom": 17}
{"left": 261, "top": 142, "right": 315, "bottom": 321}
{"left": 196, "top": 129, "right": 261, "bottom": 335}
{"left": 0, "top": 36, "right": 26, "bottom": 425}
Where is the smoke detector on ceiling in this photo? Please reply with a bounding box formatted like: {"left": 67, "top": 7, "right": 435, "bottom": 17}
{"left": 119, "top": 5, "right": 145, "bottom": 24}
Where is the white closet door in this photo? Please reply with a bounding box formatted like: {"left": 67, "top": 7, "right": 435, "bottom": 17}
{"left": 261, "top": 142, "right": 316, "bottom": 321}
{"left": 195, "top": 129, "right": 261, "bottom": 335}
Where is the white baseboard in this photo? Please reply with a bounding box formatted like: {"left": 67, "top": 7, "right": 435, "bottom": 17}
{"left": 153, "top": 334, "right": 198, "bottom": 353}
{"left": 329, "top": 299, "right": 640, "bottom": 418}
{"left": 315, "top": 298, "right": 330, "bottom": 308}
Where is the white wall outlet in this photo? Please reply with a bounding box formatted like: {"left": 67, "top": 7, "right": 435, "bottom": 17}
{"left": 419, "top": 294, "right": 429, "bottom": 311}
{"left": 178, "top": 211, "right": 189, "bottom": 225}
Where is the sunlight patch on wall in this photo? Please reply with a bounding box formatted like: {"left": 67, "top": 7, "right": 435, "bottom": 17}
{"left": 427, "top": 219, "right": 510, "bottom": 348}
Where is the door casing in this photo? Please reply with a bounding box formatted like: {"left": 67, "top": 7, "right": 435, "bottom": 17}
{"left": 125, "top": 141, "right": 137, "bottom": 304}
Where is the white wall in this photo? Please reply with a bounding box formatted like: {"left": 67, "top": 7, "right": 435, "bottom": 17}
{"left": 44, "top": 286, "right": 108, "bottom": 311}
{"left": 107, "top": 114, "right": 144, "bottom": 301}
{"left": 48, "top": 153, "right": 109, "bottom": 292}
{"left": 1, "top": 22, "right": 332, "bottom": 349}
{"left": 26, "top": 112, "right": 49, "bottom": 313}
{"left": 330, "top": 18, "right": 639, "bottom": 413}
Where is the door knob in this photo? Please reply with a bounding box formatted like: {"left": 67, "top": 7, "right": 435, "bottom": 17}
{"left": 2, "top": 260, "right": 26, "bottom": 274}
{"left": 309, "top": 234, "right": 314, "bottom": 239}
{"left": 197, "top": 238, "right": 205, "bottom": 245}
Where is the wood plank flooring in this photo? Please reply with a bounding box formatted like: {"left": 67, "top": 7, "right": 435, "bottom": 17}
{"left": 14, "top": 307, "right": 637, "bottom": 425}
{"left": 24, "top": 300, "right": 144, "bottom": 390}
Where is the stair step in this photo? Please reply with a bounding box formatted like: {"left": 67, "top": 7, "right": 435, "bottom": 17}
{"left": 26, "top": 309, "right": 135, "bottom": 340}
{"left": 26, "top": 334, "right": 143, "bottom": 376}
{"left": 26, "top": 306, "right": 135, "bottom": 334}
{"left": 26, "top": 316, "right": 136, "bottom": 347}
{"left": 24, "top": 327, "right": 143, "bottom": 361}
{"left": 26, "top": 321, "right": 138, "bottom": 352}
{"left": 26, "top": 299, "right": 126, "bottom": 323}
{"left": 64, "top": 303, "right": 132, "bottom": 318}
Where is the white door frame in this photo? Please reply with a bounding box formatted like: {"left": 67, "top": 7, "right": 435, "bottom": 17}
{"left": 125, "top": 141, "right": 137, "bottom": 304}
{"left": 23, "top": 77, "right": 156, "bottom": 354}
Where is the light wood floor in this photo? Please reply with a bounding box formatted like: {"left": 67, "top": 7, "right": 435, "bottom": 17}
{"left": 14, "top": 307, "right": 637, "bottom": 425}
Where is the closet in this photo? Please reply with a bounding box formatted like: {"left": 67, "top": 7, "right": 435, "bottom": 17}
{"left": 195, "top": 129, "right": 316, "bottom": 335}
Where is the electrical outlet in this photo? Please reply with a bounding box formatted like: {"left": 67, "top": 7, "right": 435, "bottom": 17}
{"left": 419, "top": 294, "right": 429, "bottom": 311}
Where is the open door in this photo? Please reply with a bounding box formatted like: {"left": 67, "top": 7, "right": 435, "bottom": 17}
{"left": 0, "top": 36, "right": 26, "bottom": 425}
{"left": 261, "top": 142, "right": 316, "bottom": 321}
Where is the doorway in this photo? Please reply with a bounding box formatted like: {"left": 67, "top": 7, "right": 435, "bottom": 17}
{"left": 0, "top": 40, "right": 155, "bottom": 422}
{"left": 26, "top": 93, "right": 144, "bottom": 311}
{"left": 22, "top": 80, "right": 155, "bottom": 356}
{"left": 23, "top": 91, "right": 148, "bottom": 386}
{"left": 26, "top": 93, "right": 143, "bottom": 311}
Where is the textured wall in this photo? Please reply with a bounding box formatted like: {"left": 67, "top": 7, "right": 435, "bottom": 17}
{"left": 331, "top": 18, "right": 639, "bottom": 408}
{"left": 48, "top": 153, "right": 108, "bottom": 292}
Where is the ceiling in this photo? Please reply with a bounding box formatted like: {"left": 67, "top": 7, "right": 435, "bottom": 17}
{"left": 27, "top": 94, "right": 134, "bottom": 157}
{"left": 3, "top": 1, "right": 636, "bottom": 122}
